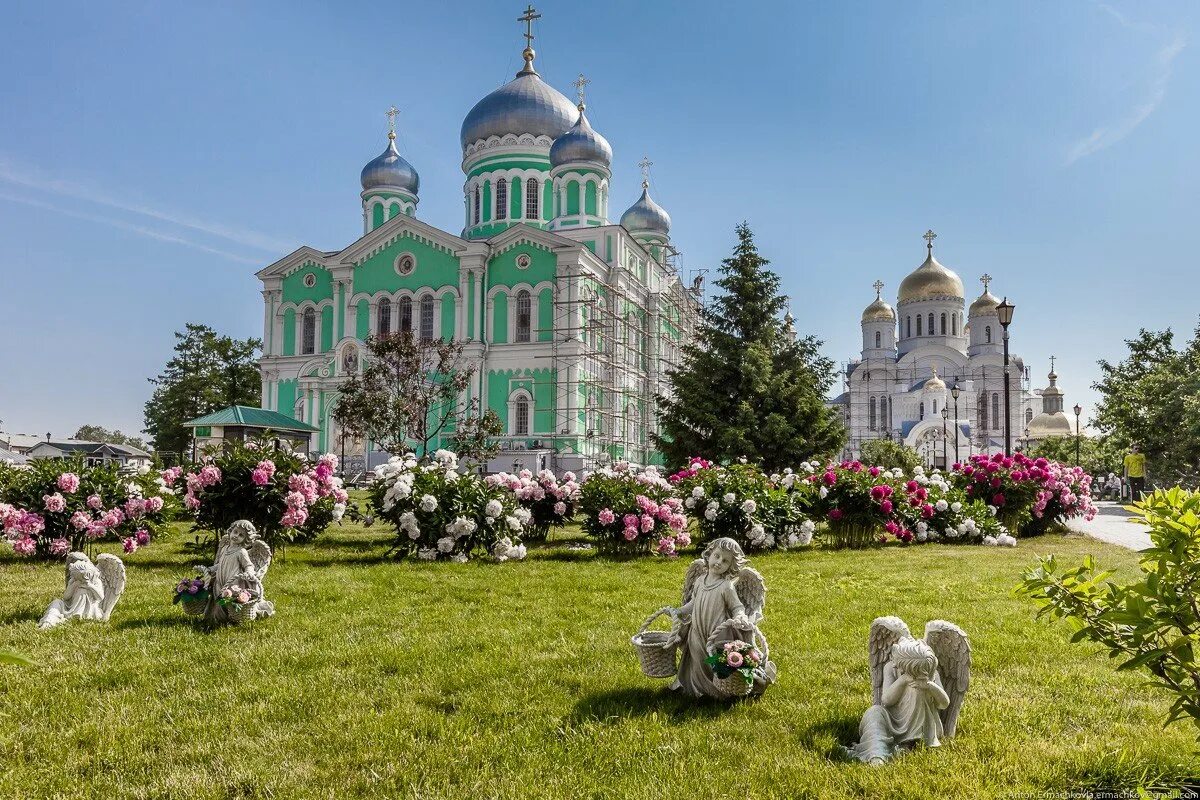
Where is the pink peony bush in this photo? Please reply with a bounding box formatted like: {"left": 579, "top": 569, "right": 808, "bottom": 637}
{"left": 487, "top": 468, "right": 581, "bottom": 541}
{"left": 952, "top": 452, "right": 1095, "bottom": 536}
{"left": 579, "top": 462, "right": 688, "bottom": 556}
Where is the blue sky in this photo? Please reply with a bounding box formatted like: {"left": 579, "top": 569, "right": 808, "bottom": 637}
{"left": 1, "top": 1, "right": 1196, "bottom": 441}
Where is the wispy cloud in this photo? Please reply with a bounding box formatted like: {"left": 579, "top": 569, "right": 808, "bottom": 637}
{"left": 0, "top": 158, "right": 296, "bottom": 254}
{"left": 1065, "top": 7, "right": 1186, "bottom": 165}
{"left": 0, "top": 190, "right": 261, "bottom": 264}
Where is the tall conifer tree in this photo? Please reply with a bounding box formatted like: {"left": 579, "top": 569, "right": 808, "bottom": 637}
{"left": 655, "top": 223, "right": 844, "bottom": 471}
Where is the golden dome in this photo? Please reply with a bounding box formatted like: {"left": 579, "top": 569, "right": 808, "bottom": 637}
{"left": 862, "top": 297, "right": 895, "bottom": 323}
{"left": 969, "top": 289, "right": 1000, "bottom": 317}
{"left": 1026, "top": 412, "right": 1073, "bottom": 439}
{"left": 898, "top": 252, "right": 964, "bottom": 303}
{"left": 923, "top": 365, "right": 946, "bottom": 391}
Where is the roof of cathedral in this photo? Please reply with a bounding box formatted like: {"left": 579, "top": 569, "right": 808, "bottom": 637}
{"left": 898, "top": 234, "right": 964, "bottom": 304}
{"left": 549, "top": 104, "right": 612, "bottom": 169}
{"left": 969, "top": 289, "right": 1000, "bottom": 317}
{"left": 360, "top": 134, "right": 420, "bottom": 194}
{"left": 862, "top": 282, "right": 895, "bottom": 322}
{"left": 620, "top": 182, "right": 671, "bottom": 236}
{"left": 923, "top": 366, "right": 946, "bottom": 391}
{"left": 1026, "top": 411, "right": 1073, "bottom": 438}
{"left": 460, "top": 55, "right": 577, "bottom": 149}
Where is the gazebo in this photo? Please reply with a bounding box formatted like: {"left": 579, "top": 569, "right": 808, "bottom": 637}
{"left": 183, "top": 406, "right": 319, "bottom": 457}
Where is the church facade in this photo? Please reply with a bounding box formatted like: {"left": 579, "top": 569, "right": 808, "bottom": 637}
{"left": 832, "top": 232, "right": 1071, "bottom": 466}
{"left": 255, "top": 10, "right": 699, "bottom": 473}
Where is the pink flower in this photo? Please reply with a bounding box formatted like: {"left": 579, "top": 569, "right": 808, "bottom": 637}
{"left": 674, "top": 532, "right": 692, "bottom": 547}
{"left": 237, "top": 591, "right": 252, "bottom": 604}
{"left": 49, "top": 538, "right": 70, "bottom": 557}
{"left": 145, "top": 496, "right": 164, "bottom": 513}
{"left": 823, "top": 471, "right": 837, "bottom": 486}
{"left": 640, "top": 514, "right": 655, "bottom": 533}
{"left": 184, "top": 493, "right": 200, "bottom": 511}
{"left": 43, "top": 493, "right": 66, "bottom": 513}
{"left": 86, "top": 522, "right": 107, "bottom": 540}
{"left": 656, "top": 537, "right": 676, "bottom": 556}
{"left": 668, "top": 513, "right": 686, "bottom": 531}
{"left": 726, "top": 650, "right": 744, "bottom": 668}
{"left": 828, "top": 508, "right": 843, "bottom": 521}
{"left": 198, "top": 465, "right": 222, "bottom": 487}
{"left": 880, "top": 499, "right": 893, "bottom": 515}
{"left": 992, "top": 493, "right": 1006, "bottom": 506}
{"left": 12, "top": 536, "right": 36, "bottom": 557}
{"left": 70, "top": 511, "right": 91, "bottom": 530}
{"left": 553, "top": 501, "right": 567, "bottom": 516}
{"left": 285, "top": 491, "right": 307, "bottom": 509}
{"left": 333, "top": 488, "right": 349, "bottom": 504}
{"left": 124, "top": 498, "right": 146, "bottom": 518}
{"left": 598, "top": 508, "right": 615, "bottom": 526}
{"left": 122, "top": 537, "right": 138, "bottom": 554}
{"left": 868, "top": 466, "right": 881, "bottom": 477}
{"left": 281, "top": 507, "right": 309, "bottom": 528}
{"left": 921, "top": 504, "right": 934, "bottom": 519}
{"left": 622, "top": 514, "right": 638, "bottom": 529}
{"left": 251, "top": 468, "right": 271, "bottom": 486}
{"left": 87, "top": 494, "right": 103, "bottom": 510}
{"left": 161, "top": 467, "right": 183, "bottom": 486}
{"left": 135, "top": 529, "right": 150, "bottom": 546}
{"left": 622, "top": 527, "right": 639, "bottom": 541}
{"left": 57, "top": 473, "right": 80, "bottom": 493}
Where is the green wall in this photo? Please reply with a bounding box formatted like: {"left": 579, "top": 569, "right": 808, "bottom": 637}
{"left": 353, "top": 233, "right": 460, "bottom": 295}
{"left": 282, "top": 309, "right": 296, "bottom": 355}
{"left": 278, "top": 379, "right": 298, "bottom": 420}
{"left": 538, "top": 288, "right": 553, "bottom": 342}
{"left": 356, "top": 299, "right": 370, "bottom": 339}
{"left": 492, "top": 291, "right": 508, "bottom": 344}
{"left": 487, "top": 243, "right": 556, "bottom": 289}
{"left": 282, "top": 263, "right": 333, "bottom": 305}
{"left": 486, "top": 368, "right": 557, "bottom": 437}
{"left": 440, "top": 294, "right": 456, "bottom": 339}
{"left": 320, "top": 306, "right": 333, "bottom": 352}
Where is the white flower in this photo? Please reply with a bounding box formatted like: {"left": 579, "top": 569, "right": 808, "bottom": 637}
{"left": 741, "top": 499, "right": 757, "bottom": 514}
{"left": 704, "top": 507, "right": 718, "bottom": 521}
{"left": 800, "top": 519, "right": 815, "bottom": 534}
{"left": 510, "top": 544, "right": 527, "bottom": 560}
{"left": 436, "top": 536, "right": 455, "bottom": 553}
{"left": 955, "top": 522, "right": 968, "bottom": 535}
{"left": 935, "top": 499, "right": 948, "bottom": 512}
{"left": 684, "top": 497, "right": 696, "bottom": 509}
{"left": 505, "top": 515, "right": 522, "bottom": 532}
{"left": 982, "top": 535, "right": 998, "bottom": 547}
{"left": 987, "top": 505, "right": 998, "bottom": 517}
{"left": 420, "top": 494, "right": 438, "bottom": 512}
{"left": 950, "top": 502, "right": 962, "bottom": 513}
{"left": 784, "top": 533, "right": 799, "bottom": 548}
{"left": 706, "top": 501, "right": 719, "bottom": 513}
{"left": 964, "top": 519, "right": 978, "bottom": 532}
{"left": 450, "top": 553, "right": 469, "bottom": 563}
{"left": 485, "top": 499, "right": 503, "bottom": 518}
{"left": 691, "top": 486, "right": 705, "bottom": 499}
{"left": 998, "top": 533, "right": 1017, "bottom": 547}
{"left": 722, "top": 492, "right": 736, "bottom": 505}
{"left": 819, "top": 486, "right": 829, "bottom": 499}
{"left": 748, "top": 523, "right": 766, "bottom": 544}
{"left": 913, "top": 466, "right": 925, "bottom": 476}
{"left": 417, "top": 547, "right": 437, "bottom": 561}
{"left": 916, "top": 521, "right": 928, "bottom": 534}
{"left": 514, "top": 507, "right": 532, "bottom": 524}
{"left": 407, "top": 527, "right": 420, "bottom": 540}
{"left": 891, "top": 468, "right": 905, "bottom": 478}
{"left": 332, "top": 503, "right": 346, "bottom": 521}
{"left": 764, "top": 533, "right": 775, "bottom": 548}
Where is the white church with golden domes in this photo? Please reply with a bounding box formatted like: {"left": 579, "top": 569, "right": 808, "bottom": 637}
{"left": 833, "top": 231, "right": 1072, "bottom": 466}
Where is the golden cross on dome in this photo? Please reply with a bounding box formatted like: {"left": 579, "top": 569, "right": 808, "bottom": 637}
{"left": 1049, "top": 354, "right": 1056, "bottom": 373}
{"left": 638, "top": 156, "right": 653, "bottom": 187}
{"left": 980, "top": 273, "right": 992, "bottom": 292}
{"left": 518, "top": 5, "right": 541, "bottom": 47}
{"left": 572, "top": 73, "right": 590, "bottom": 107}
{"left": 872, "top": 280, "right": 884, "bottom": 298}
{"left": 386, "top": 106, "right": 399, "bottom": 139}
{"left": 923, "top": 229, "right": 937, "bottom": 253}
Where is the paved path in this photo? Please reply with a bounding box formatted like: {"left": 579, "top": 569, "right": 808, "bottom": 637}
{"left": 1064, "top": 501, "right": 1152, "bottom": 551}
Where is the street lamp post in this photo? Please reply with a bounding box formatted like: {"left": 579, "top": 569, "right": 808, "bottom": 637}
{"left": 941, "top": 406, "right": 949, "bottom": 470}
{"left": 951, "top": 384, "right": 960, "bottom": 466}
{"left": 1073, "top": 403, "right": 1082, "bottom": 467}
{"left": 995, "top": 298, "right": 1016, "bottom": 456}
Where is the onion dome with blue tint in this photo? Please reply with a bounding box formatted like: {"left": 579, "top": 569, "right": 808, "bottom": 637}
{"left": 360, "top": 131, "right": 420, "bottom": 195}
{"left": 460, "top": 46, "right": 577, "bottom": 149}
{"left": 550, "top": 104, "right": 612, "bottom": 168}
{"left": 620, "top": 180, "right": 671, "bottom": 237}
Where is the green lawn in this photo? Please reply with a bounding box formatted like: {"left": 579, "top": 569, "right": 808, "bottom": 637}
{"left": 1, "top": 521, "right": 1196, "bottom": 799}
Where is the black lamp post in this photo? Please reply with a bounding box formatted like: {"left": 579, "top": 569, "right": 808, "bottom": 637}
{"left": 1073, "top": 403, "right": 1082, "bottom": 466}
{"left": 995, "top": 297, "right": 1016, "bottom": 456}
{"left": 951, "top": 384, "right": 960, "bottom": 465}
{"left": 941, "top": 405, "right": 949, "bottom": 469}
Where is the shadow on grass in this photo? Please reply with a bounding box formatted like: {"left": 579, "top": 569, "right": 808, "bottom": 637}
{"left": 114, "top": 615, "right": 200, "bottom": 631}
{"left": 797, "top": 715, "right": 862, "bottom": 762}
{"left": 570, "top": 685, "right": 751, "bottom": 724}
{"left": 0, "top": 609, "right": 41, "bottom": 626}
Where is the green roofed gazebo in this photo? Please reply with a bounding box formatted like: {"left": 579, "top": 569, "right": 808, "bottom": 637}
{"left": 183, "top": 405, "right": 319, "bottom": 456}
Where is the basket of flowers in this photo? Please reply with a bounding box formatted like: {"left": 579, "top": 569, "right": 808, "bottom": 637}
{"left": 631, "top": 608, "right": 679, "bottom": 678}
{"left": 172, "top": 576, "right": 210, "bottom": 616}
{"left": 706, "top": 631, "right": 768, "bottom": 699}
{"left": 217, "top": 587, "right": 256, "bottom": 625}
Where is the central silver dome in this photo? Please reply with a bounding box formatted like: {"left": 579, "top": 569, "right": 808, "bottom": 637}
{"left": 460, "top": 66, "right": 577, "bottom": 150}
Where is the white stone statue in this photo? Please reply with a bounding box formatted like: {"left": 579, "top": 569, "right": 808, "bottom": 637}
{"left": 38, "top": 552, "right": 126, "bottom": 629}
{"left": 659, "top": 537, "right": 776, "bottom": 698}
{"left": 189, "top": 520, "right": 275, "bottom": 625}
{"left": 844, "top": 616, "right": 971, "bottom": 764}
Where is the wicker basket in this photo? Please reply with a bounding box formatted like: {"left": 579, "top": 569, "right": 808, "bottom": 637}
{"left": 632, "top": 608, "right": 679, "bottom": 678}
{"left": 708, "top": 626, "right": 769, "bottom": 699}
{"left": 179, "top": 596, "right": 207, "bottom": 617}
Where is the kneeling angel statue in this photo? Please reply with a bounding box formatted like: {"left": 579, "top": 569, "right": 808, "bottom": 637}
{"left": 39, "top": 552, "right": 126, "bottom": 629}
{"left": 844, "top": 616, "right": 971, "bottom": 764}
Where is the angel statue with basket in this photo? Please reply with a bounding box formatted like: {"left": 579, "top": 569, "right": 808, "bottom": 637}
{"left": 178, "top": 520, "right": 275, "bottom": 625}
{"left": 633, "top": 537, "right": 776, "bottom": 699}
{"left": 843, "top": 616, "right": 971, "bottom": 764}
{"left": 38, "top": 552, "right": 126, "bottom": 629}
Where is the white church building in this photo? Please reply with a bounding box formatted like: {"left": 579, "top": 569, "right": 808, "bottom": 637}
{"left": 831, "top": 231, "right": 1071, "bottom": 467}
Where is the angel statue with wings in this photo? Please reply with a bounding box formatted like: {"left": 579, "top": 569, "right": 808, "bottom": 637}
{"left": 659, "top": 537, "right": 776, "bottom": 698}
{"left": 38, "top": 552, "right": 126, "bottom": 629}
{"left": 844, "top": 616, "right": 971, "bottom": 764}
{"left": 193, "top": 520, "right": 275, "bottom": 624}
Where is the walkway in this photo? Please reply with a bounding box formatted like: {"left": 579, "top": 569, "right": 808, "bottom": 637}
{"left": 1063, "top": 501, "right": 1152, "bottom": 551}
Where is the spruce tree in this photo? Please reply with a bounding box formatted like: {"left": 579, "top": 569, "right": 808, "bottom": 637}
{"left": 655, "top": 223, "right": 844, "bottom": 471}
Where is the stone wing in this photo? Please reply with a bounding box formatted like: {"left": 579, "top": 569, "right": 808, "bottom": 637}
{"left": 869, "top": 616, "right": 911, "bottom": 705}
{"left": 925, "top": 620, "right": 971, "bottom": 737}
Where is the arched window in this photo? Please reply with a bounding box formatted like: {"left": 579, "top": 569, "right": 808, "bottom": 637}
{"left": 398, "top": 297, "right": 412, "bottom": 334}
{"left": 1025, "top": 407, "right": 1034, "bottom": 425}
{"left": 906, "top": 317, "right": 911, "bottom": 338}
{"left": 884, "top": 396, "right": 892, "bottom": 429}
{"left": 514, "top": 394, "right": 530, "bottom": 436}
{"left": 525, "top": 178, "right": 539, "bottom": 219}
{"left": 992, "top": 393, "right": 1000, "bottom": 429}
{"left": 376, "top": 299, "right": 391, "bottom": 336}
{"left": 979, "top": 391, "right": 988, "bottom": 430}
{"left": 419, "top": 294, "right": 435, "bottom": 341}
{"left": 919, "top": 402, "right": 925, "bottom": 420}
{"left": 301, "top": 308, "right": 317, "bottom": 354}
{"left": 916, "top": 315, "right": 923, "bottom": 336}
{"left": 472, "top": 186, "right": 480, "bottom": 225}
{"left": 933, "top": 399, "right": 938, "bottom": 415}
{"left": 869, "top": 397, "right": 877, "bottom": 430}
{"left": 952, "top": 314, "right": 957, "bottom": 336}
{"left": 496, "top": 179, "right": 508, "bottom": 221}
{"left": 928, "top": 313, "right": 935, "bottom": 335}
{"left": 515, "top": 290, "right": 532, "bottom": 342}
{"left": 940, "top": 313, "right": 946, "bottom": 335}
{"left": 874, "top": 331, "right": 881, "bottom": 348}
{"left": 985, "top": 325, "right": 992, "bottom": 344}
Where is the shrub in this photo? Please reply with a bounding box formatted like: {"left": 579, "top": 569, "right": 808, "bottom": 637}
{"left": 673, "top": 460, "right": 813, "bottom": 551}
{"left": 0, "top": 458, "right": 177, "bottom": 558}
{"left": 488, "top": 469, "right": 581, "bottom": 541}
{"left": 1017, "top": 487, "right": 1200, "bottom": 741}
{"left": 952, "top": 452, "right": 1095, "bottom": 536}
{"left": 182, "top": 441, "right": 347, "bottom": 547}
{"left": 807, "top": 460, "right": 903, "bottom": 548}
{"left": 579, "top": 463, "right": 688, "bottom": 556}
{"left": 370, "top": 450, "right": 527, "bottom": 561}
{"left": 858, "top": 439, "right": 922, "bottom": 473}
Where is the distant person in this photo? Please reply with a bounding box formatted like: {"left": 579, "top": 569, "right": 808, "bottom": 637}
{"left": 1123, "top": 444, "right": 1147, "bottom": 500}
{"left": 1105, "top": 473, "right": 1121, "bottom": 501}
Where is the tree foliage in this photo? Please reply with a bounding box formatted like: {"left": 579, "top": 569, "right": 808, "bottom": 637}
{"left": 656, "top": 223, "right": 844, "bottom": 472}
{"left": 143, "top": 324, "right": 261, "bottom": 458}
{"left": 333, "top": 332, "right": 493, "bottom": 460}
{"left": 1027, "top": 435, "right": 1123, "bottom": 479}
{"left": 1092, "top": 322, "right": 1200, "bottom": 488}
{"left": 858, "top": 439, "right": 922, "bottom": 473}
{"left": 72, "top": 425, "right": 148, "bottom": 452}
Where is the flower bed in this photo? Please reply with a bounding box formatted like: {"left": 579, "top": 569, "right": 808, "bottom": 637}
{"left": 488, "top": 469, "right": 581, "bottom": 541}
{"left": 952, "top": 453, "right": 1096, "bottom": 536}
{"left": 370, "top": 450, "right": 527, "bottom": 562}
{"left": 0, "top": 458, "right": 177, "bottom": 558}
{"left": 672, "top": 459, "right": 813, "bottom": 551}
{"left": 579, "top": 462, "right": 688, "bottom": 556}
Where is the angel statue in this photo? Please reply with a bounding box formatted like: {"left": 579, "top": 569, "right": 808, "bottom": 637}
{"left": 38, "top": 552, "right": 126, "bottom": 629}
{"left": 843, "top": 616, "right": 971, "bottom": 765}
{"left": 659, "top": 537, "right": 776, "bottom": 698}
{"left": 192, "top": 520, "right": 275, "bottom": 625}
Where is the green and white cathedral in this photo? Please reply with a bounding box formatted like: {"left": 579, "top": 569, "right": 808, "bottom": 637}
{"left": 255, "top": 18, "right": 700, "bottom": 474}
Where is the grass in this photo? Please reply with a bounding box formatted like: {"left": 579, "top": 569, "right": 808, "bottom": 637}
{"left": 1, "top": 519, "right": 1196, "bottom": 800}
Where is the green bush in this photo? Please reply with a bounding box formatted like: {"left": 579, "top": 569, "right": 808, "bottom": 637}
{"left": 858, "top": 439, "right": 922, "bottom": 473}
{"left": 1017, "top": 487, "right": 1200, "bottom": 741}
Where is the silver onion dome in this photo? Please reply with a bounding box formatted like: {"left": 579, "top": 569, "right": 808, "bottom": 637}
{"left": 360, "top": 135, "right": 420, "bottom": 194}
{"left": 550, "top": 105, "right": 612, "bottom": 168}
{"left": 620, "top": 183, "right": 671, "bottom": 236}
{"left": 460, "top": 62, "right": 578, "bottom": 150}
